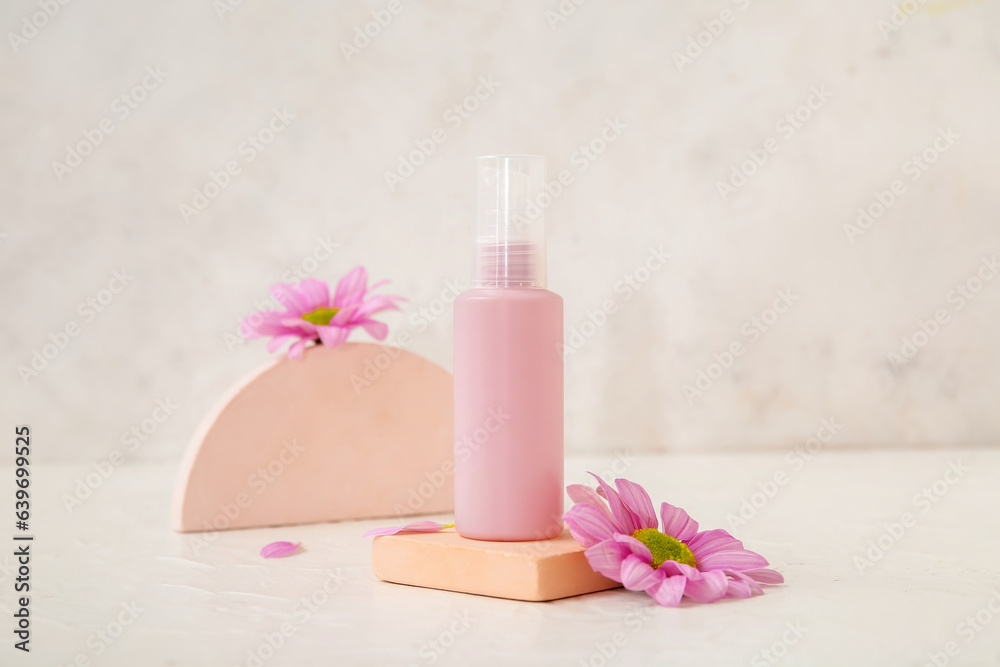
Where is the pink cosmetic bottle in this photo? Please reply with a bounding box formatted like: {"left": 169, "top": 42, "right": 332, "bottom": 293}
{"left": 454, "top": 155, "right": 564, "bottom": 542}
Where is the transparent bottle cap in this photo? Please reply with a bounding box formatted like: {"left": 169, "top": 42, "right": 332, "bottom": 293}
{"left": 473, "top": 155, "right": 547, "bottom": 288}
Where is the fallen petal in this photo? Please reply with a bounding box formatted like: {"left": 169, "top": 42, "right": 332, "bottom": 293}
{"left": 363, "top": 521, "right": 454, "bottom": 537}
{"left": 260, "top": 541, "right": 302, "bottom": 558}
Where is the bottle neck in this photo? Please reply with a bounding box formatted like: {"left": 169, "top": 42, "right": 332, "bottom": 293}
{"left": 472, "top": 241, "right": 546, "bottom": 289}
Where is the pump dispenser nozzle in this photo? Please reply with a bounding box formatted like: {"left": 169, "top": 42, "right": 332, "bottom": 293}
{"left": 473, "top": 155, "right": 547, "bottom": 289}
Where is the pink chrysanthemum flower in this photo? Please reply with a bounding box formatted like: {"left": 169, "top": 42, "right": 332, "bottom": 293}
{"left": 564, "top": 474, "right": 784, "bottom": 607}
{"left": 241, "top": 266, "right": 404, "bottom": 360}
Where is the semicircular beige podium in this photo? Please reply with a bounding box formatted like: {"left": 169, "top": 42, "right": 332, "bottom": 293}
{"left": 172, "top": 343, "right": 453, "bottom": 533}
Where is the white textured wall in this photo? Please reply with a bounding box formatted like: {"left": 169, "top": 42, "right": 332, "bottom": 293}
{"left": 3, "top": 0, "right": 999, "bottom": 464}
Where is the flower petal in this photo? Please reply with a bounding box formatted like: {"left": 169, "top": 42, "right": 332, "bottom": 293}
{"left": 584, "top": 540, "right": 629, "bottom": 582}
{"left": 658, "top": 560, "right": 699, "bottom": 579}
{"left": 564, "top": 503, "right": 618, "bottom": 548}
{"left": 297, "top": 279, "right": 332, "bottom": 309}
{"left": 725, "top": 577, "right": 753, "bottom": 599}
{"left": 620, "top": 554, "right": 662, "bottom": 591}
{"left": 260, "top": 541, "right": 302, "bottom": 558}
{"left": 280, "top": 317, "right": 317, "bottom": 333}
{"left": 365, "top": 278, "right": 390, "bottom": 295}
{"left": 359, "top": 319, "right": 389, "bottom": 340}
{"left": 686, "top": 528, "right": 744, "bottom": 559}
{"left": 266, "top": 334, "right": 300, "bottom": 354}
{"left": 659, "top": 502, "right": 699, "bottom": 541}
{"left": 567, "top": 484, "right": 612, "bottom": 517}
{"left": 362, "top": 521, "right": 454, "bottom": 537}
{"left": 316, "top": 325, "right": 350, "bottom": 348}
{"left": 270, "top": 283, "right": 310, "bottom": 314}
{"left": 647, "top": 574, "right": 686, "bottom": 607}
{"left": 589, "top": 472, "right": 640, "bottom": 534}
{"left": 330, "top": 304, "right": 360, "bottom": 326}
{"left": 334, "top": 266, "right": 369, "bottom": 307}
{"left": 612, "top": 533, "right": 653, "bottom": 561}
{"left": 240, "top": 310, "right": 293, "bottom": 338}
{"left": 614, "top": 478, "right": 658, "bottom": 529}
{"left": 353, "top": 294, "right": 404, "bottom": 319}
{"left": 726, "top": 570, "right": 764, "bottom": 595}
{"left": 697, "top": 549, "right": 770, "bottom": 572}
{"left": 744, "top": 568, "right": 785, "bottom": 585}
{"left": 682, "top": 569, "right": 728, "bottom": 603}
{"left": 287, "top": 339, "right": 308, "bottom": 360}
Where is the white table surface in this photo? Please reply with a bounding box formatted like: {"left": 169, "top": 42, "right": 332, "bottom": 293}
{"left": 6, "top": 449, "right": 1000, "bottom": 666}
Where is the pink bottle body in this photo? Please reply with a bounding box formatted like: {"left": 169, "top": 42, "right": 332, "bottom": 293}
{"left": 453, "top": 288, "right": 564, "bottom": 541}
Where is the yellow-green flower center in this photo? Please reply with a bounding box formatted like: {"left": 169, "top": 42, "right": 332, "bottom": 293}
{"left": 301, "top": 307, "right": 340, "bottom": 327}
{"left": 631, "top": 528, "right": 696, "bottom": 569}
